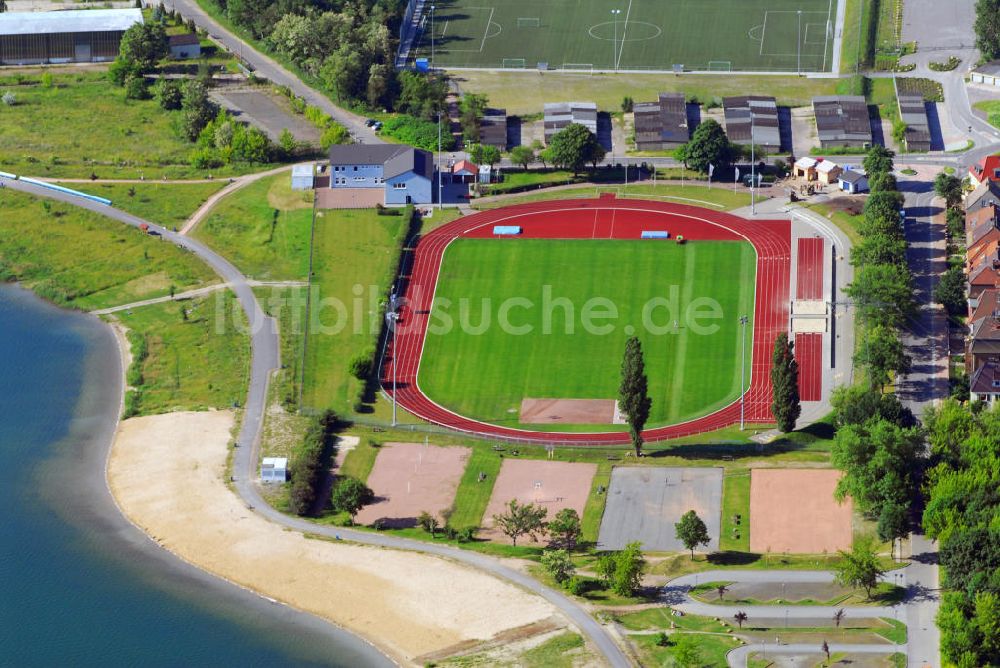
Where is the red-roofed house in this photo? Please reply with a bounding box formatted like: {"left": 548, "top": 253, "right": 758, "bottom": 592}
{"left": 452, "top": 160, "right": 479, "bottom": 184}
{"left": 970, "top": 360, "right": 1000, "bottom": 403}
{"left": 969, "top": 155, "right": 1000, "bottom": 187}
{"left": 967, "top": 206, "right": 1000, "bottom": 272}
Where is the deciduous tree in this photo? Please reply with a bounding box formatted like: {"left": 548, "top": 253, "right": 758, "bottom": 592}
{"left": 834, "top": 537, "right": 885, "bottom": 598}
{"left": 541, "top": 549, "right": 575, "bottom": 584}
{"left": 548, "top": 123, "right": 605, "bottom": 175}
{"left": 330, "top": 476, "right": 374, "bottom": 520}
{"left": 675, "top": 510, "right": 711, "bottom": 558}
{"left": 934, "top": 172, "right": 965, "bottom": 209}
{"left": 509, "top": 145, "right": 535, "bottom": 169}
{"left": 492, "top": 499, "right": 547, "bottom": 546}
{"left": 681, "top": 118, "right": 730, "bottom": 173}
{"left": 548, "top": 508, "right": 582, "bottom": 551}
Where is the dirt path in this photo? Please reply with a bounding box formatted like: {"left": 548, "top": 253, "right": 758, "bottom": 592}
{"left": 179, "top": 164, "right": 297, "bottom": 235}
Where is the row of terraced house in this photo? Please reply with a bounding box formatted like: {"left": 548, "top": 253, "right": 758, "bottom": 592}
{"left": 963, "top": 155, "right": 1000, "bottom": 402}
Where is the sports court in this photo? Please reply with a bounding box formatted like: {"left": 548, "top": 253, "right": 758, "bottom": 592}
{"left": 482, "top": 459, "right": 596, "bottom": 542}
{"left": 597, "top": 467, "right": 723, "bottom": 552}
{"left": 353, "top": 442, "right": 470, "bottom": 528}
{"left": 411, "top": 0, "right": 836, "bottom": 72}
{"left": 750, "top": 468, "right": 853, "bottom": 554}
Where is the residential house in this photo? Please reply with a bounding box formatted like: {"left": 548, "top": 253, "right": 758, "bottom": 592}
{"left": 813, "top": 96, "right": 872, "bottom": 149}
{"left": 896, "top": 93, "right": 931, "bottom": 152}
{"left": 965, "top": 180, "right": 1000, "bottom": 212}
{"left": 968, "top": 155, "right": 1000, "bottom": 187}
{"left": 322, "top": 144, "right": 434, "bottom": 208}
{"left": 970, "top": 361, "right": 1000, "bottom": 403}
{"left": 966, "top": 205, "right": 1000, "bottom": 273}
{"left": 971, "top": 61, "right": 1000, "bottom": 87}
{"left": 452, "top": 160, "right": 478, "bottom": 184}
{"left": 168, "top": 32, "right": 201, "bottom": 59}
{"left": 633, "top": 93, "right": 689, "bottom": 151}
{"left": 479, "top": 109, "right": 508, "bottom": 150}
{"left": 723, "top": 95, "right": 781, "bottom": 152}
{"left": 840, "top": 169, "right": 868, "bottom": 194}
{"left": 543, "top": 102, "right": 597, "bottom": 143}
{"left": 968, "top": 294, "right": 1000, "bottom": 374}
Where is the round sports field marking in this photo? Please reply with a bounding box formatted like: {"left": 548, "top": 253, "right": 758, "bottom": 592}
{"left": 587, "top": 20, "right": 662, "bottom": 42}
{"left": 748, "top": 24, "right": 764, "bottom": 41}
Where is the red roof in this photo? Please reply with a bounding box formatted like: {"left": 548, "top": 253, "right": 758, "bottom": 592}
{"left": 452, "top": 160, "right": 478, "bottom": 176}
{"left": 970, "top": 155, "right": 1000, "bottom": 183}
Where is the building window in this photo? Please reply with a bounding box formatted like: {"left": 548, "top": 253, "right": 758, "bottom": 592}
{"left": 353, "top": 166, "right": 358, "bottom": 171}
{"left": 393, "top": 183, "right": 407, "bottom": 189}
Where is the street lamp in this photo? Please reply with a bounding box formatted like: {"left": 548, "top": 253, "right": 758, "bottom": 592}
{"left": 430, "top": 5, "right": 436, "bottom": 70}
{"left": 610, "top": 9, "right": 622, "bottom": 71}
{"left": 386, "top": 309, "right": 398, "bottom": 426}
{"left": 437, "top": 112, "right": 443, "bottom": 210}
{"left": 739, "top": 315, "right": 749, "bottom": 429}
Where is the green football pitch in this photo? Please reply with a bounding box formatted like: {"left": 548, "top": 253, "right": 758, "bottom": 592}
{"left": 413, "top": 0, "right": 836, "bottom": 72}
{"left": 417, "top": 239, "right": 757, "bottom": 431}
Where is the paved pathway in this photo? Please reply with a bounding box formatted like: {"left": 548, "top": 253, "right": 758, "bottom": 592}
{"left": 90, "top": 280, "right": 307, "bottom": 315}
{"left": 1, "top": 174, "right": 630, "bottom": 668}
{"left": 727, "top": 642, "right": 898, "bottom": 668}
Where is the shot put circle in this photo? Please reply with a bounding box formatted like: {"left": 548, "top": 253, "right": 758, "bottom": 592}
{"left": 587, "top": 21, "right": 662, "bottom": 42}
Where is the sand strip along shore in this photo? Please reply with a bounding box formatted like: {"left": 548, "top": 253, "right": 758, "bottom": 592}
{"left": 107, "top": 410, "right": 567, "bottom": 666}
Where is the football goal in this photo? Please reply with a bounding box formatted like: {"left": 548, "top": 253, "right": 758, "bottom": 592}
{"left": 502, "top": 57, "right": 527, "bottom": 68}
{"left": 516, "top": 17, "right": 541, "bottom": 27}
{"left": 561, "top": 62, "right": 595, "bottom": 74}
{"left": 708, "top": 60, "right": 732, "bottom": 71}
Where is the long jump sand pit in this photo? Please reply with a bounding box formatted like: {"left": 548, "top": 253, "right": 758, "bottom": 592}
{"left": 482, "top": 459, "right": 597, "bottom": 543}
{"left": 598, "top": 467, "right": 723, "bottom": 552}
{"left": 519, "top": 398, "right": 622, "bottom": 425}
{"left": 750, "top": 468, "right": 853, "bottom": 554}
{"left": 354, "top": 442, "right": 470, "bottom": 528}
{"left": 107, "top": 411, "right": 563, "bottom": 664}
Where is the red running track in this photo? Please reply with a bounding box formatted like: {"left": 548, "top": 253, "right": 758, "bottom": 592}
{"left": 382, "top": 197, "right": 791, "bottom": 444}
{"left": 795, "top": 332, "right": 823, "bottom": 402}
{"left": 796, "top": 237, "right": 825, "bottom": 300}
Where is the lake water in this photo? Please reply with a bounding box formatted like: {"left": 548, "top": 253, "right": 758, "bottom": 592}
{"left": 0, "top": 286, "right": 389, "bottom": 667}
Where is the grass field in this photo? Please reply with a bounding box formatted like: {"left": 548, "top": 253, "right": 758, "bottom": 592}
{"left": 192, "top": 174, "right": 313, "bottom": 281}
{"left": 415, "top": 0, "right": 835, "bottom": 72}
{"left": 719, "top": 470, "right": 751, "bottom": 552}
{"left": 58, "top": 182, "right": 227, "bottom": 229}
{"left": 0, "top": 70, "right": 271, "bottom": 179}
{"left": 117, "top": 292, "right": 249, "bottom": 415}
{"left": 0, "top": 190, "right": 216, "bottom": 310}
{"left": 418, "top": 238, "right": 756, "bottom": 430}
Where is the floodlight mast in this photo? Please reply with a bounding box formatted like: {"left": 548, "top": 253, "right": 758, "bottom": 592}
{"left": 611, "top": 9, "right": 622, "bottom": 71}
{"left": 740, "top": 315, "right": 749, "bottom": 429}
{"left": 431, "top": 5, "right": 436, "bottom": 69}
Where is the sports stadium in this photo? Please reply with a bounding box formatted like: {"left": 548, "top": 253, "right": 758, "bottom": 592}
{"left": 405, "top": 0, "right": 838, "bottom": 72}
{"left": 382, "top": 196, "right": 794, "bottom": 444}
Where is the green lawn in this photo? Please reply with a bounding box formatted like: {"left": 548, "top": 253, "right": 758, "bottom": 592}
{"left": 300, "top": 209, "right": 409, "bottom": 414}
{"left": 256, "top": 285, "right": 309, "bottom": 410}
{"left": 455, "top": 70, "right": 838, "bottom": 115}
{"left": 720, "top": 470, "right": 751, "bottom": 552}
{"left": 192, "top": 174, "right": 313, "bottom": 281}
{"left": 975, "top": 100, "right": 1000, "bottom": 130}
{"left": 0, "top": 70, "right": 269, "bottom": 179}
{"left": 0, "top": 190, "right": 217, "bottom": 310}
{"left": 632, "top": 631, "right": 740, "bottom": 667}
{"left": 417, "top": 0, "right": 833, "bottom": 72}
{"left": 338, "top": 436, "right": 381, "bottom": 482}
{"left": 447, "top": 446, "right": 502, "bottom": 529}
{"left": 58, "top": 181, "right": 227, "bottom": 229}
{"left": 117, "top": 292, "right": 249, "bottom": 415}
{"left": 418, "top": 238, "right": 756, "bottom": 430}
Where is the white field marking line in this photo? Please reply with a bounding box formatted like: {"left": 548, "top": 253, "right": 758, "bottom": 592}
{"left": 438, "top": 7, "right": 493, "bottom": 52}
{"left": 616, "top": 0, "right": 634, "bottom": 70}
{"left": 759, "top": 10, "right": 769, "bottom": 56}
{"left": 441, "top": 19, "right": 449, "bottom": 36}
{"left": 480, "top": 6, "right": 496, "bottom": 53}
{"left": 823, "top": 0, "right": 833, "bottom": 71}
{"left": 759, "top": 10, "right": 829, "bottom": 58}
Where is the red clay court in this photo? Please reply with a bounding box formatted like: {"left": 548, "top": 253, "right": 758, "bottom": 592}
{"left": 383, "top": 196, "right": 792, "bottom": 443}
{"left": 750, "top": 468, "right": 853, "bottom": 554}
{"left": 353, "top": 442, "right": 470, "bottom": 528}
{"left": 482, "top": 459, "right": 597, "bottom": 543}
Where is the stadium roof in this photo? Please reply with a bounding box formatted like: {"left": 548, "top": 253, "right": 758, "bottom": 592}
{"left": 813, "top": 96, "right": 872, "bottom": 144}
{"left": 543, "top": 102, "right": 598, "bottom": 139}
{"left": 0, "top": 9, "right": 143, "bottom": 36}
{"left": 723, "top": 96, "right": 781, "bottom": 150}
{"left": 479, "top": 109, "right": 507, "bottom": 148}
{"left": 634, "top": 93, "right": 688, "bottom": 147}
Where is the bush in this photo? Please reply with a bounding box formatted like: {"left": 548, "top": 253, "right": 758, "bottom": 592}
{"left": 457, "top": 526, "right": 477, "bottom": 542}
{"left": 349, "top": 353, "right": 374, "bottom": 381}
{"left": 565, "top": 576, "right": 587, "bottom": 596}
{"left": 124, "top": 75, "right": 150, "bottom": 100}
{"left": 288, "top": 410, "right": 340, "bottom": 516}
{"left": 320, "top": 123, "right": 350, "bottom": 150}
{"left": 655, "top": 631, "right": 670, "bottom": 647}
{"left": 379, "top": 115, "right": 455, "bottom": 152}
{"left": 125, "top": 331, "right": 148, "bottom": 388}
{"left": 1, "top": 90, "right": 16, "bottom": 107}
{"left": 189, "top": 147, "right": 225, "bottom": 169}
{"left": 156, "top": 79, "right": 183, "bottom": 110}
{"left": 123, "top": 389, "right": 142, "bottom": 418}
{"left": 304, "top": 104, "right": 333, "bottom": 128}
{"left": 40, "top": 72, "right": 53, "bottom": 89}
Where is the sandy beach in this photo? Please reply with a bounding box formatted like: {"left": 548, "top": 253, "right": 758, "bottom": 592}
{"left": 107, "top": 410, "right": 568, "bottom": 665}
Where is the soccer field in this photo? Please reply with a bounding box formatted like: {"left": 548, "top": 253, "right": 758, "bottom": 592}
{"left": 416, "top": 239, "right": 757, "bottom": 431}
{"left": 412, "top": 0, "right": 836, "bottom": 72}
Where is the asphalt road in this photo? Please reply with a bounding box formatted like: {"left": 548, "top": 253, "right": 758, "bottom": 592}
{"left": 1, "top": 175, "right": 631, "bottom": 668}
{"left": 163, "top": 0, "right": 383, "bottom": 145}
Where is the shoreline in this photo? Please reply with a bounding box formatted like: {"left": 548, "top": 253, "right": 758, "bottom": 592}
{"left": 7, "top": 284, "right": 392, "bottom": 667}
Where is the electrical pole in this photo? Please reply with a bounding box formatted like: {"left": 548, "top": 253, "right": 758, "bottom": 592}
{"left": 740, "top": 315, "right": 749, "bottom": 429}
{"left": 611, "top": 9, "right": 621, "bottom": 71}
